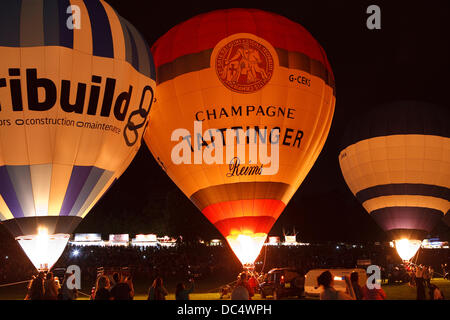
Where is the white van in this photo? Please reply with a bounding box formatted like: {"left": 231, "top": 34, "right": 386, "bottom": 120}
{"left": 304, "top": 268, "right": 367, "bottom": 297}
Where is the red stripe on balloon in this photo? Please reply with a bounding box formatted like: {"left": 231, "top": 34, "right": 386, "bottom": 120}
{"left": 151, "top": 8, "right": 332, "bottom": 75}
{"left": 214, "top": 216, "right": 278, "bottom": 237}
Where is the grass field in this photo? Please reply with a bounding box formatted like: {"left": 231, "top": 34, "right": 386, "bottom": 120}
{"left": 1, "top": 278, "right": 449, "bottom": 300}
{"left": 382, "top": 278, "right": 449, "bottom": 300}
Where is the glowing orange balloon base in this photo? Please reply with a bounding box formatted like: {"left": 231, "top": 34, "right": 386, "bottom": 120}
{"left": 15, "top": 227, "right": 69, "bottom": 271}
{"left": 394, "top": 239, "right": 422, "bottom": 262}
{"left": 226, "top": 232, "right": 267, "bottom": 266}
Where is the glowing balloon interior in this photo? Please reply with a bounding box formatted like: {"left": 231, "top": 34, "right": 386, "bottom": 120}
{"left": 146, "top": 9, "right": 335, "bottom": 265}
{"left": 0, "top": 0, "right": 155, "bottom": 270}
{"left": 226, "top": 232, "right": 267, "bottom": 266}
{"left": 16, "top": 227, "right": 69, "bottom": 271}
{"left": 394, "top": 239, "right": 422, "bottom": 262}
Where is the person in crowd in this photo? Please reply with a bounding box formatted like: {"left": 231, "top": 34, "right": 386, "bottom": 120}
{"left": 110, "top": 272, "right": 134, "bottom": 300}
{"left": 25, "top": 272, "right": 45, "bottom": 300}
{"left": 380, "top": 266, "right": 387, "bottom": 284}
{"left": 350, "top": 272, "right": 364, "bottom": 300}
{"left": 94, "top": 275, "right": 112, "bottom": 300}
{"left": 231, "top": 279, "right": 249, "bottom": 300}
{"left": 428, "top": 284, "right": 444, "bottom": 300}
{"left": 248, "top": 274, "right": 258, "bottom": 294}
{"left": 24, "top": 276, "right": 35, "bottom": 300}
{"left": 317, "top": 271, "right": 354, "bottom": 300}
{"left": 60, "top": 272, "right": 78, "bottom": 300}
{"left": 220, "top": 284, "right": 231, "bottom": 299}
{"left": 44, "top": 272, "right": 60, "bottom": 300}
{"left": 175, "top": 279, "right": 195, "bottom": 300}
{"left": 147, "top": 276, "right": 168, "bottom": 300}
{"left": 54, "top": 276, "right": 60, "bottom": 288}
{"left": 408, "top": 266, "right": 416, "bottom": 287}
{"left": 231, "top": 272, "right": 254, "bottom": 300}
{"left": 361, "top": 281, "right": 387, "bottom": 300}
{"left": 415, "top": 265, "right": 426, "bottom": 300}
{"left": 258, "top": 272, "right": 268, "bottom": 284}
{"left": 423, "top": 265, "right": 431, "bottom": 289}
{"left": 442, "top": 264, "right": 448, "bottom": 280}
{"left": 428, "top": 266, "right": 434, "bottom": 280}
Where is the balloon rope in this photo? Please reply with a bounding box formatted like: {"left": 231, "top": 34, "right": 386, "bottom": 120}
{"left": 0, "top": 280, "right": 30, "bottom": 288}
{"left": 76, "top": 290, "right": 92, "bottom": 298}
{"left": 206, "top": 279, "right": 238, "bottom": 293}
{"left": 261, "top": 243, "right": 267, "bottom": 274}
{"left": 414, "top": 247, "right": 421, "bottom": 265}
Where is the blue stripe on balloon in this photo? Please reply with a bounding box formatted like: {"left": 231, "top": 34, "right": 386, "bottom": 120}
{"left": 147, "top": 44, "right": 156, "bottom": 81}
{"left": 371, "top": 206, "right": 443, "bottom": 233}
{"left": 125, "top": 23, "right": 149, "bottom": 78}
{"left": 356, "top": 183, "right": 450, "bottom": 203}
{"left": 125, "top": 23, "right": 140, "bottom": 75}
{"left": 68, "top": 167, "right": 105, "bottom": 216}
{"left": 0, "top": 0, "right": 22, "bottom": 46}
{"left": 0, "top": 166, "right": 25, "bottom": 218}
{"left": 59, "top": 166, "right": 94, "bottom": 216}
{"left": 43, "top": 0, "right": 60, "bottom": 46}
{"left": 6, "top": 165, "right": 36, "bottom": 217}
{"left": 76, "top": 169, "right": 114, "bottom": 217}
{"left": 58, "top": 0, "right": 73, "bottom": 49}
{"left": 82, "top": 0, "right": 114, "bottom": 58}
{"left": 117, "top": 16, "right": 133, "bottom": 69}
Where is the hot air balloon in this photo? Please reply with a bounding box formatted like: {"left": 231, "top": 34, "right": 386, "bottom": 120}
{"left": 0, "top": 0, "right": 155, "bottom": 270}
{"left": 145, "top": 9, "right": 335, "bottom": 267}
{"left": 339, "top": 101, "right": 449, "bottom": 261}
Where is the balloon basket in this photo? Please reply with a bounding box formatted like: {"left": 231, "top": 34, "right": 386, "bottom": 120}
{"left": 243, "top": 263, "right": 255, "bottom": 272}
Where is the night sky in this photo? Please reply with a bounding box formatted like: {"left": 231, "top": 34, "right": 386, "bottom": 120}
{"left": 1, "top": 0, "right": 449, "bottom": 242}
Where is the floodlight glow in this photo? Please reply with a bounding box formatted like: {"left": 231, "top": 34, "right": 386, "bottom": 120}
{"left": 16, "top": 227, "right": 69, "bottom": 271}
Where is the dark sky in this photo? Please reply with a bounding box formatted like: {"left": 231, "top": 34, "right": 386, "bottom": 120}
{"left": 2, "top": 0, "right": 449, "bottom": 242}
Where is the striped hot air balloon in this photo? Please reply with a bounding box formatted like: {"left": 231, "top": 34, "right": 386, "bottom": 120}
{"left": 339, "top": 101, "right": 449, "bottom": 260}
{"left": 0, "top": 0, "right": 155, "bottom": 270}
{"left": 145, "top": 9, "right": 335, "bottom": 266}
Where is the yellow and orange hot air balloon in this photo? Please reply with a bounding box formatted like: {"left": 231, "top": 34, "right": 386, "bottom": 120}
{"left": 339, "top": 101, "right": 449, "bottom": 261}
{"left": 0, "top": 0, "right": 155, "bottom": 270}
{"left": 145, "top": 9, "right": 335, "bottom": 267}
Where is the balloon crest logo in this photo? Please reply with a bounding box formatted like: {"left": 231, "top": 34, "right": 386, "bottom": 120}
{"left": 215, "top": 37, "right": 274, "bottom": 93}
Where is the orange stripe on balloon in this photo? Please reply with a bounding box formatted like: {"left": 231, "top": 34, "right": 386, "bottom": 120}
{"left": 190, "top": 182, "right": 290, "bottom": 211}
{"left": 202, "top": 198, "right": 285, "bottom": 226}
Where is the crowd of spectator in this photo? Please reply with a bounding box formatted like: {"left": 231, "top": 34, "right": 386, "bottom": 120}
{"left": 1, "top": 237, "right": 450, "bottom": 296}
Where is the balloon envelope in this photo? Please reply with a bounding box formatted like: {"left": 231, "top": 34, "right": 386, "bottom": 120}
{"left": 0, "top": 0, "right": 156, "bottom": 270}
{"left": 145, "top": 9, "right": 335, "bottom": 265}
{"left": 339, "top": 101, "right": 450, "bottom": 246}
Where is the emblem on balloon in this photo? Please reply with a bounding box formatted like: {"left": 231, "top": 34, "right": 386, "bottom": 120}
{"left": 215, "top": 37, "right": 274, "bottom": 93}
